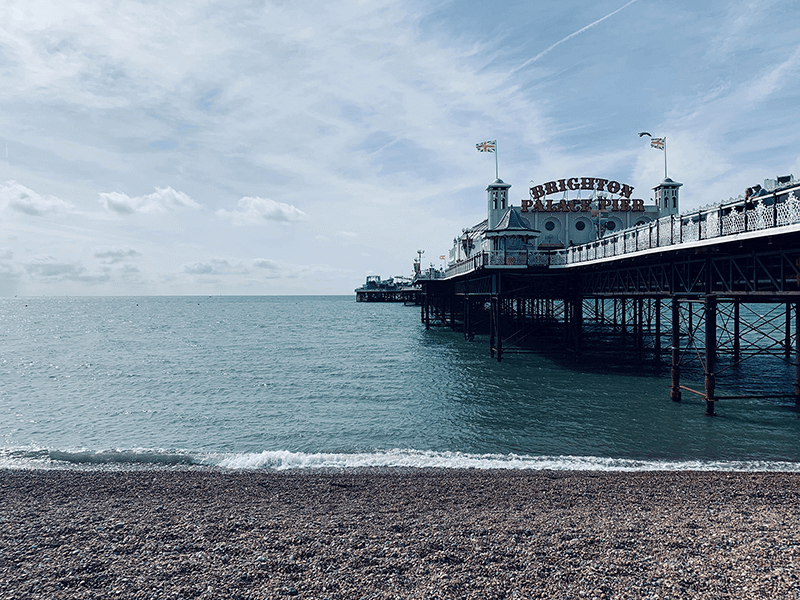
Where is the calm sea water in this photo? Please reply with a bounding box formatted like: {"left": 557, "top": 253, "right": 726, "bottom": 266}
{"left": 2, "top": 296, "right": 799, "bottom": 471}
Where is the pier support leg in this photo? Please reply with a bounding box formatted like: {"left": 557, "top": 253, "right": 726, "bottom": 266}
{"left": 733, "top": 300, "right": 740, "bottom": 363}
{"left": 495, "top": 296, "right": 503, "bottom": 362}
{"left": 489, "top": 297, "right": 496, "bottom": 358}
{"left": 463, "top": 297, "right": 471, "bottom": 341}
{"left": 670, "top": 297, "right": 682, "bottom": 402}
{"left": 636, "top": 297, "right": 644, "bottom": 356}
{"left": 621, "top": 299, "right": 627, "bottom": 343}
{"left": 655, "top": 298, "right": 662, "bottom": 359}
{"left": 786, "top": 302, "right": 792, "bottom": 359}
{"left": 795, "top": 302, "right": 800, "bottom": 405}
{"left": 704, "top": 295, "right": 717, "bottom": 416}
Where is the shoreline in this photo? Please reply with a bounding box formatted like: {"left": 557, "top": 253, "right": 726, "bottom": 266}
{"left": 2, "top": 469, "right": 799, "bottom": 599}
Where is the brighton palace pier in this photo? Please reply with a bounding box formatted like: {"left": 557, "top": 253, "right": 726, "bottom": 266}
{"left": 416, "top": 172, "right": 800, "bottom": 415}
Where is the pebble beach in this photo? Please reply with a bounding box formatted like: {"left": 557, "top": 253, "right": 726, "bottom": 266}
{"left": 1, "top": 469, "right": 799, "bottom": 599}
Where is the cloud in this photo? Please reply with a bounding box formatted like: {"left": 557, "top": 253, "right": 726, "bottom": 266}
{"left": 94, "top": 247, "right": 142, "bottom": 263}
{"left": 98, "top": 187, "right": 200, "bottom": 215}
{"left": 252, "top": 258, "right": 280, "bottom": 270}
{"left": 0, "top": 181, "right": 74, "bottom": 216}
{"left": 24, "top": 255, "right": 109, "bottom": 283}
{"left": 335, "top": 231, "right": 357, "bottom": 238}
{"left": 0, "top": 248, "right": 13, "bottom": 260}
{"left": 184, "top": 258, "right": 248, "bottom": 275}
{"left": 216, "top": 197, "right": 307, "bottom": 226}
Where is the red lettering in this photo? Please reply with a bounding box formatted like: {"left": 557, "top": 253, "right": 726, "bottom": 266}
{"left": 521, "top": 198, "right": 533, "bottom": 212}
{"left": 606, "top": 180, "right": 621, "bottom": 194}
{"left": 612, "top": 199, "right": 619, "bottom": 211}
{"left": 530, "top": 185, "right": 545, "bottom": 199}
{"left": 598, "top": 199, "right": 611, "bottom": 211}
{"left": 632, "top": 199, "right": 644, "bottom": 212}
{"left": 557, "top": 199, "right": 570, "bottom": 212}
{"left": 580, "top": 177, "right": 595, "bottom": 190}
{"left": 545, "top": 198, "right": 554, "bottom": 211}
{"left": 580, "top": 199, "right": 592, "bottom": 212}
{"left": 533, "top": 199, "right": 545, "bottom": 212}
{"left": 557, "top": 179, "right": 567, "bottom": 192}
{"left": 570, "top": 199, "right": 581, "bottom": 212}
{"left": 620, "top": 198, "right": 631, "bottom": 211}
{"left": 544, "top": 181, "right": 559, "bottom": 195}
{"left": 595, "top": 178, "right": 608, "bottom": 192}
{"left": 619, "top": 184, "right": 634, "bottom": 199}
{"left": 567, "top": 178, "right": 580, "bottom": 190}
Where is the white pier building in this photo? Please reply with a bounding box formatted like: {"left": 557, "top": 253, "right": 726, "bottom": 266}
{"left": 448, "top": 175, "right": 681, "bottom": 267}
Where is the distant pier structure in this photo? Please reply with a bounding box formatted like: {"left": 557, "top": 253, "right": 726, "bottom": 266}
{"left": 355, "top": 275, "right": 421, "bottom": 303}
{"left": 416, "top": 172, "right": 800, "bottom": 415}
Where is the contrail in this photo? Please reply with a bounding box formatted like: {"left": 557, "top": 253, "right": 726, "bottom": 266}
{"left": 510, "top": 0, "right": 641, "bottom": 75}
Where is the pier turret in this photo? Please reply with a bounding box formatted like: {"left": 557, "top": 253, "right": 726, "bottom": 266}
{"left": 654, "top": 177, "right": 682, "bottom": 217}
{"left": 487, "top": 178, "right": 511, "bottom": 230}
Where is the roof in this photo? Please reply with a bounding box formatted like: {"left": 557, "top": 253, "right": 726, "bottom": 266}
{"left": 485, "top": 208, "right": 540, "bottom": 237}
{"left": 653, "top": 177, "right": 683, "bottom": 189}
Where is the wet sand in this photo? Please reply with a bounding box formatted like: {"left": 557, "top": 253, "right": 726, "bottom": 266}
{"left": 1, "top": 469, "right": 799, "bottom": 599}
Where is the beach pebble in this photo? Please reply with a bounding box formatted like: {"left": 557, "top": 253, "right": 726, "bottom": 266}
{"left": 1, "top": 469, "right": 799, "bottom": 599}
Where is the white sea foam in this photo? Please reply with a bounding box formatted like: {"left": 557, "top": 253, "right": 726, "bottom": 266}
{"left": 2, "top": 446, "right": 800, "bottom": 472}
{"left": 211, "top": 449, "right": 800, "bottom": 472}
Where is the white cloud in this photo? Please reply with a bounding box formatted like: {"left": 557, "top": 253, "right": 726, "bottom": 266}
{"left": 98, "top": 187, "right": 200, "bottom": 215}
{"left": 184, "top": 258, "right": 247, "bottom": 275}
{"left": 0, "top": 248, "right": 13, "bottom": 260}
{"left": 0, "top": 181, "right": 74, "bottom": 216}
{"left": 24, "top": 255, "right": 109, "bottom": 283}
{"left": 216, "top": 197, "right": 307, "bottom": 226}
{"left": 93, "top": 247, "right": 142, "bottom": 263}
{"left": 253, "top": 258, "right": 280, "bottom": 270}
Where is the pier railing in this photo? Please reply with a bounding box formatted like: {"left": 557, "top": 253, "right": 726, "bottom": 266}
{"left": 442, "top": 188, "right": 800, "bottom": 278}
{"left": 555, "top": 190, "right": 800, "bottom": 266}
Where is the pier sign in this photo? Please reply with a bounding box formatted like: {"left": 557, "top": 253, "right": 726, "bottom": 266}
{"left": 522, "top": 177, "right": 643, "bottom": 213}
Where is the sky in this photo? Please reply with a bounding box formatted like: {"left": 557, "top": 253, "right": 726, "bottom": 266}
{"left": 1, "top": 0, "right": 800, "bottom": 296}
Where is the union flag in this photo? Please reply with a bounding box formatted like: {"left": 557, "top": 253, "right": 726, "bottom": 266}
{"left": 476, "top": 140, "right": 496, "bottom": 152}
{"left": 650, "top": 138, "right": 665, "bottom": 150}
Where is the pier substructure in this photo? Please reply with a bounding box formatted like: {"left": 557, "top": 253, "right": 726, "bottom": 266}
{"left": 418, "top": 229, "right": 800, "bottom": 414}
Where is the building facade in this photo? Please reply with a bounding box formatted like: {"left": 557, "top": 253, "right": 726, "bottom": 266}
{"left": 449, "top": 175, "right": 681, "bottom": 266}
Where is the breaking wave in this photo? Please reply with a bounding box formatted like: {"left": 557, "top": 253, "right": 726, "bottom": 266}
{"left": 2, "top": 447, "right": 800, "bottom": 472}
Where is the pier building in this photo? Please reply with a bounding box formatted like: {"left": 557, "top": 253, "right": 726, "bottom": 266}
{"left": 417, "top": 172, "right": 800, "bottom": 415}
{"left": 451, "top": 176, "right": 673, "bottom": 267}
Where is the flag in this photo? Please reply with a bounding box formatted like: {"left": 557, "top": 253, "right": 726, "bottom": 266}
{"left": 439, "top": 255, "right": 446, "bottom": 260}
{"left": 650, "top": 137, "right": 665, "bottom": 150}
{"left": 476, "top": 140, "right": 496, "bottom": 153}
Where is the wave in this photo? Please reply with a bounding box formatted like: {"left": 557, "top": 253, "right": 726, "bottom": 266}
{"left": 2, "top": 446, "right": 800, "bottom": 472}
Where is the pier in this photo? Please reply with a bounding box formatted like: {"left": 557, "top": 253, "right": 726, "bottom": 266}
{"left": 416, "top": 175, "right": 800, "bottom": 415}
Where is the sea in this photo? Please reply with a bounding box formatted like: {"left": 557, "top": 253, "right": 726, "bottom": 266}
{"left": 2, "top": 295, "right": 800, "bottom": 472}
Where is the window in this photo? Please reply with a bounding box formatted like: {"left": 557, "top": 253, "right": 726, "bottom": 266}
{"left": 545, "top": 221, "right": 556, "bottom": 231}
{"left": 575, "top": 221, "right": 586, "bottom": 231}
{"left": 605, "top": 221, "right": 616, "bottom": 231}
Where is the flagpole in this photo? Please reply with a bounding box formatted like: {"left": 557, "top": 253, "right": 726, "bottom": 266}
{"left": 664, "top": 137, "right": 668, "bottom": 179}
{"left": 493, "top": 140, "right": 499, "bottom": 179}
